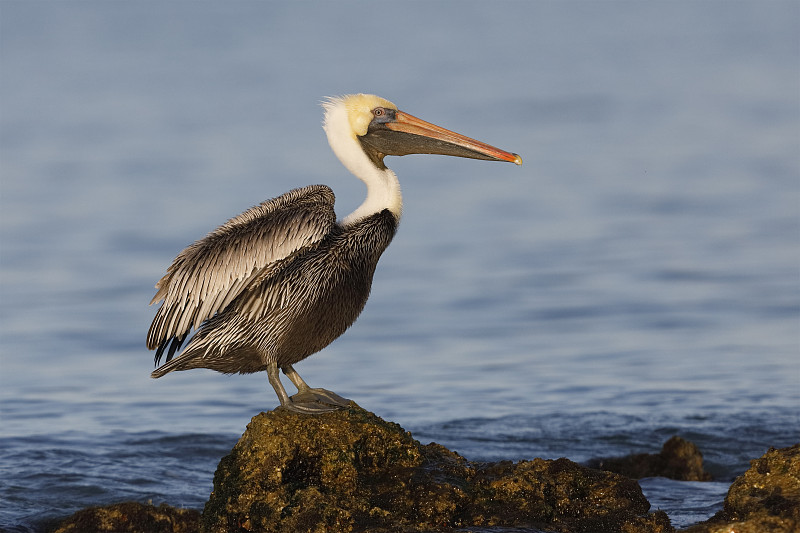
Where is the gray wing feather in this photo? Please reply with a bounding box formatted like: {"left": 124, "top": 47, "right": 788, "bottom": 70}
{"left": 147, "top": 185, "right": 336, "bottom": 350}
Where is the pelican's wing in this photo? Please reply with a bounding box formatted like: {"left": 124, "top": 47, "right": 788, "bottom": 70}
{"left": 147, "top": 185, "right": 336, "bottom": 362}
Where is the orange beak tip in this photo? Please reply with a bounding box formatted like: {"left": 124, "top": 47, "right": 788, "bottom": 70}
{"left": 512, "top": 154, "right": 523, "bottom": 166}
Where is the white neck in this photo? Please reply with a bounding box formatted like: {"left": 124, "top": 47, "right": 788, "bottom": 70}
{"left": 323, "top": 100, "right": 403, "bottom": 226}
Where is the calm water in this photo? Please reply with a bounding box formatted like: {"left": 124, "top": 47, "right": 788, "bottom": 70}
{"left": 1, "top": 2, "right": 798, "bottom": 531}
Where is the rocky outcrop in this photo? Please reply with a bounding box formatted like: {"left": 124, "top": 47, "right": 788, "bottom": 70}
{"left": 201, "top": 404, "right": 672, "bottom": 533}
{"left": 588, "top": 435, "right": 712, "bottom": 481}
{"left": 681, "top": 443, "right": 799, "bottom": 533}
{"left": 49, "top": 407, "right": 798, "bottom": 533}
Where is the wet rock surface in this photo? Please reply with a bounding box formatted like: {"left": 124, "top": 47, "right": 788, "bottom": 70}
{"left": 681, "top": 443, "right": 800, "bottom": 533}
{"left": 587, "top": 435, "right": 712, "bottom": 481}
{"left": 201, "top": 404, "right": 672, "bottom": 533}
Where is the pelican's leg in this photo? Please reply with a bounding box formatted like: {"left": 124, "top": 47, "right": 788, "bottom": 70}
{"left": 267, "top": 362, "right": 339, "bottom": 414}
{"left": 282, "top": 364, "right": 351, "bottom": 408}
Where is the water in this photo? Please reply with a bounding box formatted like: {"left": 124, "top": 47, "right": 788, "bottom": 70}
{"left": 1, "top": 1, "right": 798, "bottom": 531}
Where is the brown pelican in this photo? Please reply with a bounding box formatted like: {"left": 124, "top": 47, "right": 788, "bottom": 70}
{"left": 148, "top": 94, "right": 522, "bottom": 413}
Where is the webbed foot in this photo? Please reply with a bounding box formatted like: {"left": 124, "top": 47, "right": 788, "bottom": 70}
{"left": 279, "top": 398, "right": 344, "bottom": 414}
{"left": 290, "top": 387, "right": 351, "bottom": 408}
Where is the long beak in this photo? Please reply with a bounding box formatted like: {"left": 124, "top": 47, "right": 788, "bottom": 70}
{"left": 379, "top": 110, "right": 523, "bottom": 165}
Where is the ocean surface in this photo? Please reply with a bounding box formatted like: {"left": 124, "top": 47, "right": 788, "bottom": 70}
{"left": 1, "top": 2, "right": 798, "bottom": 531}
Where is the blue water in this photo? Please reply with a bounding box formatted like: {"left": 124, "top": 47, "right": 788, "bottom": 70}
{"left": 1, "top": 2, "right": 798, "bottom": 531}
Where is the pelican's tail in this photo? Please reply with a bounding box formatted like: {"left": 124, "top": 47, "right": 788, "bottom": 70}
{"left": 151, "top": 356, "right": 186, "bottom": 378}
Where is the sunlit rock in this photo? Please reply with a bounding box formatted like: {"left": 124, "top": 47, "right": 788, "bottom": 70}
{"left": 201, "top": 403, "right": 673, "bottom": 533}
{"left": 682, "top": 443, "right": 799, "bottom": 533}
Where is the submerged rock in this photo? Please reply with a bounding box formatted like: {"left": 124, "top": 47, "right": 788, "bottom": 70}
{"left": 51, "top": 502, "right": 199, "bottom": 533}
{"left": 588, "top": 435, "right": 712, "bottom": 481}
{"left": 682, "top": 443, "right": 800, "bottom": 533}
{"left": 202, "top": 403, "right": 672, "bottom": 533}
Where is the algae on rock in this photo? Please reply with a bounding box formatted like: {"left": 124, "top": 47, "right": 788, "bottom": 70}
{"left": 202, "top": 404, "right": 672, "bottom": 533}
{"left": 51, "top": 502, "right": 200, "bottom": 533}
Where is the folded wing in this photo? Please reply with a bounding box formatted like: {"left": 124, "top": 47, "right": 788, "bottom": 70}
{"left": 147, "top": 185, "right": 336, "bottom": 365}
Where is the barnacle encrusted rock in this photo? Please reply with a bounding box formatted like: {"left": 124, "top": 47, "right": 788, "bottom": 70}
{"left": 201, "top": 403, "right": 672, "bottom": 533}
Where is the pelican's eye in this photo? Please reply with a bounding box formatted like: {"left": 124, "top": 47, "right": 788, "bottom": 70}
{"left": 375, "top": 107, "right": 391, "bottom": 117}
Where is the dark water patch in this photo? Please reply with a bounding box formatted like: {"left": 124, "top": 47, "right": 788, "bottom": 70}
{"left": 0, "top": 431, "right": 236, "bottom": 531}
{"left": 639, "top": 478, "right": 729, "bottom": 529}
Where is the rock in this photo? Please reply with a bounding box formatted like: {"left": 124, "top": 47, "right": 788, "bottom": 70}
{"left": 588, "top": 436, "right": 712, "bottom": 481}
{"left": 202, "top": 403, "right": 673, "bottom": 533}
{"left": 467, "top": 457, "right": 673, "bottom": 533}
{"left": 681, "top": 443, "right": 800, "bottom": 533}
{"left": 51, "top": 501, "right": 200, "bottom": 533}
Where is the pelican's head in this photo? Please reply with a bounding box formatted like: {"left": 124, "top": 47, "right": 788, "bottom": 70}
{"left": 323, "top": 94, "right": 521, "bottom": 225}
{"left": 323, "top": 94, "right": 522, "bottom": 170}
